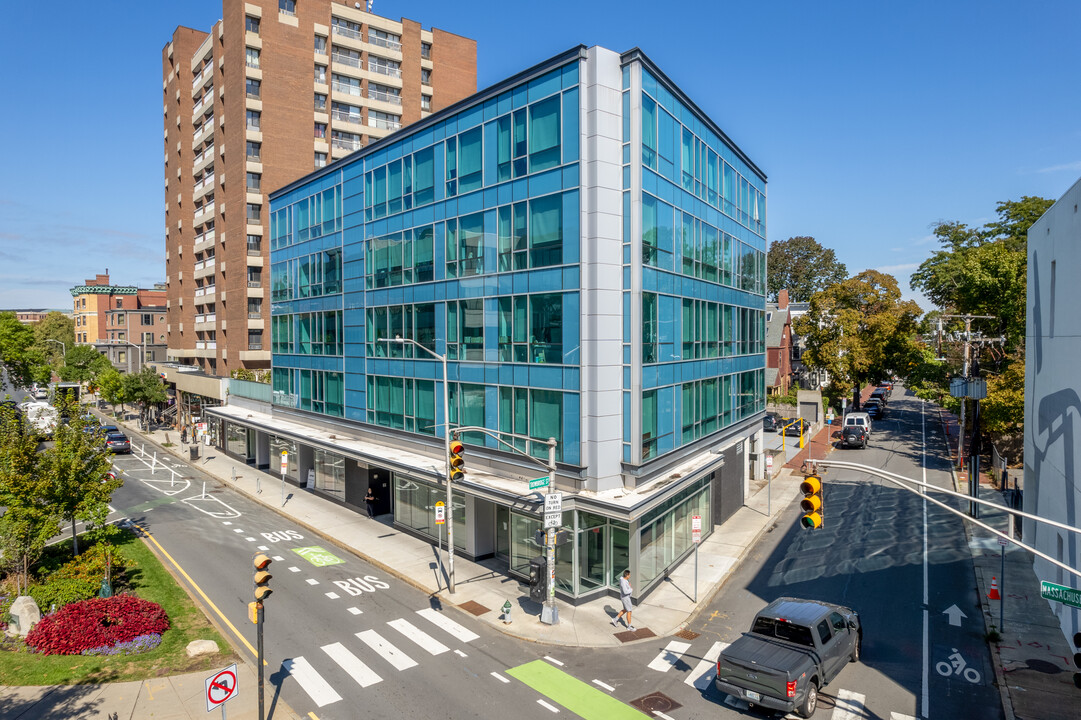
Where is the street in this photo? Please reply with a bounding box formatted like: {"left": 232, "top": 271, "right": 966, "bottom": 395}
{"left": 106, "top": 384, "right": 1004, "bottom": 719}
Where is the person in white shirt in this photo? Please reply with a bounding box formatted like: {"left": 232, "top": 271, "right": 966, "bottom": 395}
{"left": 611, "top": 570, "right": 635, "bottom": 631}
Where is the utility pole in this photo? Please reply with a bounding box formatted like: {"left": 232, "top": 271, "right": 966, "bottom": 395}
{"left": 940, "top": 314, "right": 994, "bottom": 470}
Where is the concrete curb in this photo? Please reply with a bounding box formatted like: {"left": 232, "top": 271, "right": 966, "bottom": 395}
{"left": 934, "top": 406, "right": 1016, "bottom": 720}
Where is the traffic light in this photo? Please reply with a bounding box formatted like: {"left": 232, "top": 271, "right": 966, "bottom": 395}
{"left": 799, "top": 475, "right": 823, "bottom": 529}
{"left": 449, "top": 438, "right": 465, "bottom": 481}
{"left": 253, "top": 553, "right": 273, "bottom": 601}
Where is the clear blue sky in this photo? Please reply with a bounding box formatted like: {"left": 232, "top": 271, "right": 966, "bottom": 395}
{"left": 1, "top": 0, "right": 1078, "bottom": 310}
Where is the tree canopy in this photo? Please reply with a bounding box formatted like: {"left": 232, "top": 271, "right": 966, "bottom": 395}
{"left": 32, "top": 312, "right": 75, "bottom": 367}
{"left": 766, "top": 236, "right": 848, "bottom": 303}
{"left": 58, "top": 345, "right": 111, "bottom": 384}
{"left": 0, "top": 312, "right": 51, "bottom": 389}
{"left": 793, "top": 270, "right": 922, "bottom": 405}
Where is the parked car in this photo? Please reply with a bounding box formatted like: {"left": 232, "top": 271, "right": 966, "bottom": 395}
{"left": 100, "top": 424, "right": 119, "bottom": 436}
{"left": 869, "top": 388, "right": 888, "bottom": 405}
{"left": 780, "top": 418, "right": 807, "bottom": 437}
{"left": 32, "top": 386, "right": 48, "bottom": 400}
{"left": 842, "top": 412, "right": 872, "bottom": 438}
{"left": 763, "top": 412, "right": 781, "bottom": 432}
{"left": 877, "top": 381, "right": 893, "bottom": 397}
{"left": 841, "top": 424, "right": 868, "bottom": 449}
{"left": 105, "top": 432, "right": 131, "bottom": 454}
{"left": 716, "top": 597, "right": 862, "bottom": 717}
{"left": 864, "top": 400, "right": 886, "bottom": 420}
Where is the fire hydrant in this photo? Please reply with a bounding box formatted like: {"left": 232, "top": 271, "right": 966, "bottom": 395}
{"left": 502, "top": 600, "right": 513, "bottom": 624}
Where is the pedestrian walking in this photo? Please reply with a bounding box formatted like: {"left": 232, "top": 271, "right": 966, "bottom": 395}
{"left": 365, "top": 487, "right": 376, "bottom": 519}
{"left": 611, "top": 570, "right": 635, "bottom": 631}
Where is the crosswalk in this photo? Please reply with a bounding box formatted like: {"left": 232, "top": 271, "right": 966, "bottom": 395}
{"left": 283, "top": 608, "right": 479, "bottom": 708}
{"left": 648, "top": 638, "right": 916, "bottom": 720}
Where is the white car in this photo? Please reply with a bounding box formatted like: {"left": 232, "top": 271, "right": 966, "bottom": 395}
{"left": 842, "top": 412, "right": 872, "bottom": 438}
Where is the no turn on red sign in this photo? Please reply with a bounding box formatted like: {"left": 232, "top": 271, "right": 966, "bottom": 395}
{"left": 692, "top": 515, "right": 702, "bottom": 544}
{"left": 205, "top": 663, "right": 238, "bottom": 713}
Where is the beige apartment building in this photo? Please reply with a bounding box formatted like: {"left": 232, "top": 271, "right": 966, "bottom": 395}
{"left": 162, "top": 0, "right": 477, "bottom": 375}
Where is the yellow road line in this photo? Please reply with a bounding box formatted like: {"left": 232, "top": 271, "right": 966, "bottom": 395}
{"left": 140, "top": 525, "right": 263, "bottom": 662}
{"left": 308, "top": 713, "right": 320, "bottom": 720}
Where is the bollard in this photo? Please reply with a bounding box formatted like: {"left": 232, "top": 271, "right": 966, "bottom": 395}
{"left": 502, "top": 600, "right": 513, "bottom": 624}
{"left": 256, "top": 476, "right": 262, "bottom": 494}
{"left": 232, "top": 466, "right": 237, "bottom": 483}
{"left": 202, "top": 481, "right": 206, "bottom": 500}
{"left": 151, "top": 452, "right": 157, "bottom": 475}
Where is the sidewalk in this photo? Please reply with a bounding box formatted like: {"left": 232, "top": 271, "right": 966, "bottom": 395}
{"left": 98, "top": 403, "right": 817, "bottom": 648}
{"left": 0, "top": 663, "right": 299, "bottom": 720}
{"left": 932, "top": 405, "right": 1079, "bottom": 720}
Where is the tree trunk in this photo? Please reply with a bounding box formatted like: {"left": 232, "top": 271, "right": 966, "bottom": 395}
{"left": 72, "top": 517, "right": 79, "bottom": 556}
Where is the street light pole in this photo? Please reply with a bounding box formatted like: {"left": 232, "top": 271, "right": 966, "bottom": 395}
{"left": 379, "top": 335, "right": 455, "bottom": 593}
{"left": 44, "top": 338, "right": 66, "bottom": 362}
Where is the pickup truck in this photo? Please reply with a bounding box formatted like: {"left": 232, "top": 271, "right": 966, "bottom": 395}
{"left": 715, "top": 597, "right": 861, "bottom": 717}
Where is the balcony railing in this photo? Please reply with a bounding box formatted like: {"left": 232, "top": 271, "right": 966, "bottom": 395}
{"left": 331, "top": 81, "right": 361, "bottom": 97}
{"left": 331, "top": 52, "right": 362, "bottom": 69}
{"left": 368, "top": 88, "right": 401, "bottom": 105}
{"left": 331, "top": 109, "right": 362, "bottom": 124}
{"left": 247, "top": 342, "right": 263, "bottom": 350}
{"left": 332, "top": 24, "right": 362, "bottom": 41}
{"left": 369, "top": 117, "right": 401, "bottom": 131}
{"left": 247, "top": 246, "right": 262, "bottom": 256}
{"left": 247, "top": 280, "right": 262, "bottom": 288}
{"left": 193, "top": 118, "right": 215, "bottom": 140}
{"left": 367, "top": 34, "right": 402, "bottom": 52}
{"left": 332, "top": 135, "right": 362, "bottom": 151}
{"left": 421, "top": 45, "right": 431, "bottom": 59}
{"left": 368, "top": 63, "right": 402, "bottom": 79}
{"left": 248, "top": 312, "right": 262, "bottom": 319}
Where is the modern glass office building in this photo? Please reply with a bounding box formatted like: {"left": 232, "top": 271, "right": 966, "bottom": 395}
{"left": 210, "top": 45, "right": 767, "bottom": 601}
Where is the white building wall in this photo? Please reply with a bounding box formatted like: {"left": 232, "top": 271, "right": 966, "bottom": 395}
{"left": 578, "top": 46, "right": 625, "bottom": 492}
{"left": 1024, "top": 175, "right": 1081, "bottom": 648}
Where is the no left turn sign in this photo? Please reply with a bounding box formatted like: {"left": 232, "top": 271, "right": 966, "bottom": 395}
{"left": 205, "top": 663, "right": 238, "bottom": 713}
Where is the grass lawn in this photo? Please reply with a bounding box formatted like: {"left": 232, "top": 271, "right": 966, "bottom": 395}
{"left": 0, "top": 528, "right": 235, "bottom": 685}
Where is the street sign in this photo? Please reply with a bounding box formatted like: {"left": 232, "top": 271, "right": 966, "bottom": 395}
{"left": 279, "top": 451, "right": 288, "bottom": 474}
{"left": 543, "top": 514, "right": 561, "bottom": 529}
{"left": 1040, "top": 581, "right": 1081, "bottom": 609}
{"left": 997, "top": 536, "right": 1009, "bottom": 546}
{"left": 205, "top": 663, "right": 238, "bottom": 713}
{"left": 435, "top": 501, "right": 446, "bottom": 525}
{"left": 529, "top": 476, "right": 550, "bottom": 490}
{"left": 544, "top": 493, "right": 562, "bottom": 513}
{"left": 765, "top": 455, "right": 774, "bottom": 472}
{"left": 692, "top": 515, "right": 702, "bottom": 544}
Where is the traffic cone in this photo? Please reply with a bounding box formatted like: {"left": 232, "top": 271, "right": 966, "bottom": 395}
{"left": 988, "top": 576, "right": 1001, "bottom": 601}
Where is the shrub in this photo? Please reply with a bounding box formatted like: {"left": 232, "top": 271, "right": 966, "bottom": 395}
{"left": 25, "top": 595, "right": 169, "bottom": 655}
{"left": 30, "top": 577, "right": 97, "bottom": 614}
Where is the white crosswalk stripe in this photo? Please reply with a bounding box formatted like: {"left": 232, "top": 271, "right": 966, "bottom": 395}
{"left": 416, "top": 608, "right": 480, "bottom": 642}
{"left": 322, "top": 642, "right": 382, "bottom": 688}
{"left": 282, "top": 656, "right": 342, "bottom": 707}
{"left": 685, "top": 641, "right": 728, "bottom": 690}
{"left": 356, "top": 629, "right": 418, "bottom": 671}
{"left": 388, "top": 618, "right": 449, "bottom": 656}
{"left": 832, "top": 689, "right": 867, "bottom": 720}
{"left": 647, "top": 640, "right": 691, "bottom": 672}
{"left": 890, "top": 713, "right": 917, "bottom": 720}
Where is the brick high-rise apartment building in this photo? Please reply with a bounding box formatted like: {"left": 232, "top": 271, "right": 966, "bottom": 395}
{"left": 162, "top": 0, "right": 476, "bottom": 375}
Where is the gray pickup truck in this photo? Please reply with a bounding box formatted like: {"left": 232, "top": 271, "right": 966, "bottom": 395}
{"left": 715, "top": 597, "right": 862, "bottom": 717}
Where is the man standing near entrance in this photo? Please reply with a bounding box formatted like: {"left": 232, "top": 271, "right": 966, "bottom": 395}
{"left": 365, "top": 486, "right": 376, "bottom": 519}
{"left": 611, "top": 570, "right": 635, "bottom": 631}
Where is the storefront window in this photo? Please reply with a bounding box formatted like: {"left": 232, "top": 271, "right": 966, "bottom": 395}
{"left": 577, "top": 511, "right": 607, "bottom": 592}
{"left": 509, "top": 510, "right": 571, "bottom": 592}
{"left": 225, "top": 422, "right": 248, "bottom": 458}
{"left": 268, "top": 435, "right": 298, "bottom": 481}
{"left": 393, "top": 476, "right": 466, "bottom": 551}
{"left": 638, "top": 477, "right": 711, "bottom": 588}
{"left": 314, "top": 448, "right": 345, "bottom": 500}
{"left": 610, "top": 520, "right": 629, "bottom": 588}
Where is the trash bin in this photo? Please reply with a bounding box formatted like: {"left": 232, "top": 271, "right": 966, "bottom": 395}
{"left": 189, "top": 446, "right": 199, "bottom": 461}
{"left": 529, "top": 556, "right": 547, "bottom": 603}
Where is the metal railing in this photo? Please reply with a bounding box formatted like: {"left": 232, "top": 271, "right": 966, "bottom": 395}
{"left": 332, "top": 135, "right": 362, "bottom": 151}
{"left": 247, "top": 280, "right": 262, "bottom": 288}
{"left": 367, "top": 34, "right": 402, "bottom": 52}
{"left": 331, "top": 52, "right": 362, "bottom": 69}
{"left": 332, "top": 24, "right": 362, "bottom": 41}
{"left": 368, "top": 63, "right": 402, "bottom": 79}
{"left": 248, "top": 312, "right": 262, "bottom": 319}
{"left": 331, "top": 109, "right": 362, "bottom": 124}
{"left": 247, "top": 342, "right": 263, "bottom": 350}
{"left": 331, "top": 80, "right": 361, "bottom": 97}
{"left": 368, "top": 88, "right": 401, "bottom": 105}
{"left": 369, "top": 117, "right": 401, "bottom": 131}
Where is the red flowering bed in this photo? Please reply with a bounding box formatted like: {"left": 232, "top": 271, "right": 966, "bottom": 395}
{"left": 25, "top": 595, "right": 170, "bottom": 655}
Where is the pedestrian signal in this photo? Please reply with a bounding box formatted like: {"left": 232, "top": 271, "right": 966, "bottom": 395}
{"left": 800, "top": 475, "right": 823, "bottom": 529}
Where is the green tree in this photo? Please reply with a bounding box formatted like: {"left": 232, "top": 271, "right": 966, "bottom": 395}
{"left": 40, "top": 399, "right": 119, "bottom": 556}
{"left": 0, "top": 312, "right": 51, "bottom": 389}
{"left": 32, "top": 312, "right": 75, "bottom": 367}
{"left": 59, "top": 345, "right": 111, "bottom": 384}
{"left": 793, "top": 270, "right": 922, "bottom": 407}
{"left": 766, "top": 236, "right": 848, "bottom": 303}
{"left": 0, "top": 404, "right": 59, "bottom": 589}
{"left": 122, "top": 366, "right": 168, "bottom": 428}
{"left": 96, "top": 366, "right": 126, "bottom": 410}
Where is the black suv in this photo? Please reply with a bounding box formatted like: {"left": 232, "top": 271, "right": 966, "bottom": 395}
{"left": 841, "top": 424, "right": 868, "bottom": 449}
{"left": 763, "top": 412, "right": 781, "bottom": 432}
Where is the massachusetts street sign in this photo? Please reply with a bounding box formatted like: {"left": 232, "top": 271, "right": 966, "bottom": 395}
{"left": 529, "top": 476, "right": 550, "bottom": 490}
{"left": 1041, "top": 581, "right": 1081, "bottom": 609}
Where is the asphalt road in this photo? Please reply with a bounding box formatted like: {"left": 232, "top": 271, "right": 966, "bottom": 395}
{"left": 108, "top": 450, "right": 612, "bottom": 720}
{"left": 548, "top": 385, "right": 1004, "bottom": 720}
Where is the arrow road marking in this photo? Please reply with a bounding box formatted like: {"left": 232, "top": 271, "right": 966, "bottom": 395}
{"left": 942, "top": 604, "right": 967, "bottom": 627}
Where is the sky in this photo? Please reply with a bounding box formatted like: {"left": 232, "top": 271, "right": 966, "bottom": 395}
{"left": 1, "top": 0, "right": 1078, "bottom": 311}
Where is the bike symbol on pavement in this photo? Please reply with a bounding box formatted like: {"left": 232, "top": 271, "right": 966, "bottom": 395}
{"left": 935, "top": 648, "right": 981, "bottom": 683}
{"left": 292, "top": 545, "right": 345, "bottom": 567}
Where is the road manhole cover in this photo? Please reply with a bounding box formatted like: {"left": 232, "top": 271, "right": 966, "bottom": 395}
{"left": 674, "top": 628, "right": 700, "bottom": 640}
{"left": 630, "top": 692, "right": 682, "bottom": 714}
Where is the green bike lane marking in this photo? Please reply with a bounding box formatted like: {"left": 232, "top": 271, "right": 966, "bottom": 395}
{"left": 292, "top": 545, "right": 346, "bottom": 567}
{"left": 506, "top": 660, "right": 650, "bottom": 719}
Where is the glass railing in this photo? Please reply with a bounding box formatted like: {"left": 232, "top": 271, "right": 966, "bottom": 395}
{"left": 331, "top": 52, "right": 362, "bottom": 69}
{"left": 368, "top": 88, "right": 401, "bottom": 105}
{"left": 369, "top": 117, "right": 401, "bottom": 131}
{"left": 332, "top": 24, "right": 362, "bottom": 41}
{"left": 369, "top": 63, "right": 402, "bottom": 79}
{"left": 367, "top": 34, "right": 402, "bottom": 52}
{"left": 331, "top": 109, "right": 362, "bottom": 124}
{"left": 332, "top": 81, "right": 361, "bottom": 97}
{"left": 332, "top": 135, "right": 362, "bottom": 150}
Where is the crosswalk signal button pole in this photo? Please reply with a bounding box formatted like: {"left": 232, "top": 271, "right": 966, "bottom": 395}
{"left": 800, "top": 475, "right": 823, "bottom": 529}
{"left": 253, "top": 553, "right": 273, "bottom": 601}
{"left": 449, "top": 439, "right": 465, "bottom": 482}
